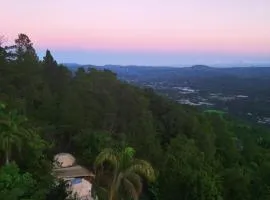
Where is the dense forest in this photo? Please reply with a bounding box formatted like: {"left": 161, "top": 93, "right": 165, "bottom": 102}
{"left": 1, "top": 34, "right": 270, "bottom": 200}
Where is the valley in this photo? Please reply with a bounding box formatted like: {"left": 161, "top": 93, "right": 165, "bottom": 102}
{"left": 77, "top": 64, "right": 270, "bottom": 126}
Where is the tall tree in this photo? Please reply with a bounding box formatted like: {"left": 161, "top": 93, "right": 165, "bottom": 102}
{"left": 94, "top": 147, "right": 155, "bottom": 200}
{"left": 0, "top": 104, "right": 27, "bottom": 164}
{"left": 11, "top": 34, "right": 44, "bottom": 113}
{"left": 14, "top": 33, "right": 38, "bottom": 63}
{"left": 42, "top": 50, "right": 58, "bottom": 84}
{"left": 0, "top": 35, "right": 6, "bottom": 64}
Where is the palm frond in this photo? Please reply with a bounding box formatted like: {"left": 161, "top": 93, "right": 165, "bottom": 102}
{"left": 93, "top": 185, "right": 108, "bottom": 200}
{"left": 0, "top": 129, "right": 22, "bottom": 157}
{"left": 123, "top": 178, "right": 140, "bottom": 200}
{"left": 129, "top": 159, "right": 156, "bottom": 182}
{"left": 94, "top": 147, "right": 156, "bottom": 200}
{"left": 124, "top": 172, "right": 142, "bottom": 195}
{"left": 115, "top": 172, "right": 124, "bottom": 195}
{"left": 119, "top": 147, "right": 136, "bottom": 170}
{"left": 0, "top": 103, "right": 6, "bottom": 109}
{"left": 94, "top": 148, "right": 118, "bottom": 170}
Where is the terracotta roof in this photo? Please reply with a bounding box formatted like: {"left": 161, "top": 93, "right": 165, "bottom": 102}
{"left": 53, "top": 165, "right": 95, "bottom": 178}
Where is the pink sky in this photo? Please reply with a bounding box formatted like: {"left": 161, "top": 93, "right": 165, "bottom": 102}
{"left": 1, "top": 0, "right": 270, "bottom": 65}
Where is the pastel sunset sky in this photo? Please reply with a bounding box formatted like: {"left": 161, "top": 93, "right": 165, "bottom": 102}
{"left": 1, "top": 0, "right": 270, "bottom": 65}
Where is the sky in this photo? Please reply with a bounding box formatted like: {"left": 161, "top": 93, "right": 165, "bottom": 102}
{"left": 1, "top": 0, "right": 270, "bottom": 66}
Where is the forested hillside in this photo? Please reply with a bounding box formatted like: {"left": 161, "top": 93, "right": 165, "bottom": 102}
{"left": 1, "top": 34, "right": 270, "bottom": 200}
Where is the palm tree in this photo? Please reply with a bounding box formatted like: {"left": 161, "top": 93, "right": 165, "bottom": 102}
{"left": 0, "top": 104, "right": 27, "bottom": 164}
{"left": 94, "top": 147, "right": 155, "bottom": 200}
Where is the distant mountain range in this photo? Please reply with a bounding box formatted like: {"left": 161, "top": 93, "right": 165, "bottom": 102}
{"left": 63, "top": 63, "right": 270, "bottom": 81}
{"left": 61, "top": 63, "right": 82, "bottom": 68}
{"left": 63, "top": 62, "right": 270, "bottom": 69}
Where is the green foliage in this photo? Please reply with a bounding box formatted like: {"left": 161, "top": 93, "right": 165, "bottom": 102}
{"left": 0, "top": 106, "right": 27, "bottom": 164}
{"left": 159, "top": 135, "right": 222, "bottom": 200}
{"left": 72, "top": 130, "right": 117, "bottom": 168}
{"left": 94, "top": 147, "right": 155, "bottom": 200}
{"left": 1, "top": 33, "right": 270, "bottom": 200}
{"left": 0, "top": 163, "right": 40, "bottom": 200}
{"left": 46, "top": 180, "right": 76, "bottom": 200}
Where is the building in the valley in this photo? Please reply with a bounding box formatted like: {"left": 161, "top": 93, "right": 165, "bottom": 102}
{"left": 53, "top": 153, "right": 95, "bottom": 200}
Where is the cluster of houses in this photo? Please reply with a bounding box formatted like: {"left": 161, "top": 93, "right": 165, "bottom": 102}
{"left": 53, "top": 153, "right": 95, "bottom": 200}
